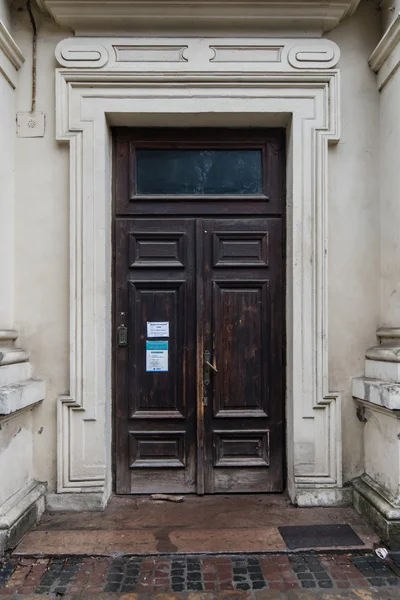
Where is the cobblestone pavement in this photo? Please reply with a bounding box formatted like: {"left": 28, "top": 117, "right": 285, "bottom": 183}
{"left": 1, "top": 553, "right": 399, "bottom": 597}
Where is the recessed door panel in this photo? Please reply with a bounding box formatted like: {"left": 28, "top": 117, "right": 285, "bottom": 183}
{"left": 129, "top": 231, "right": 187, "bottom": 268}
{"left": 213, "top": 231, "right": 269, "bottom": 268}
{"left": 128, "top": 280, "right": 186, "bottom": 419}
{"left": 212, "top": 280, "right": 269, "bottom": 418}
{"left": 129, "top": 430, "right": 186, "bottom": 468}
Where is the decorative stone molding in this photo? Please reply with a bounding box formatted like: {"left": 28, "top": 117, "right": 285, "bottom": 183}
{"left": 55, "top": 37, "right": 341, "bottom": 72}
{"left": 0, "top": 379, "right": 45, "bottom": 416}
{"left": 55, "top": 43, "right": 109, "bottom": 69}
{"left": 353, "top": 328, "right": 400, "bottom": 410}
{"left": 0, "top": 20, "right": 24, "bottom": 88}
{"left": 353, "top": 379, "right": 400, "bottom": 411}
{"left": 369, "top": 13, "right": 400, "bottom": 90}
{"left": 0, "top": 331, "right": 29, "bottom": 366}
{"left": 366, "top": 327, "right": 400, "bottom": 363}
{"left": 54, "top": 35, "right": 344, "bottom": 506}
{"left": 38, "top": 0, "right": 361, "bottom": 35}
{"left": 0, "top": 331, "right": 45, "bottom": 416}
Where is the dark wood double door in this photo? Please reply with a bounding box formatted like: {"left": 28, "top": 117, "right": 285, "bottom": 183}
{"left": 114, "top": 129, "right": 285, "bottom": 494}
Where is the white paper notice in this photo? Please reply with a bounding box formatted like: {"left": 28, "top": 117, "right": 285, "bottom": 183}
{"left": 147, "top": 321, "right": 169, "bottom": 338}
{"left": 146, "top": 341, "right": 168, "bottom": 372}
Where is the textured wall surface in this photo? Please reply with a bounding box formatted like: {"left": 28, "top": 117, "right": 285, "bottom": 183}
{"left": 327, "top": 1, "right": 380, "bottom": 482}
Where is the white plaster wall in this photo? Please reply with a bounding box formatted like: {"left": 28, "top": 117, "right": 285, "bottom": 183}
{"left": 12, "top": 5, "right": 69, "bottom": 489}
{"left": 0, "top": 412, "right": 34, "bottom": 506}
{"left": 11, "top": 1, "right": 380, "bottom": 492}
{"left": 0, "top": 0, "right": 37, "bottom": 511}
{"left": 380, "top": 68, "right": 400, "bottom": 327}
{"left": 0, "top": 69, "right": 15, "bottom": 330}
{"left": 327, "top": 0, "right": 380, "bottom": 482}
{"left": 0, "top": 0, "right": 14, "bottom": 329}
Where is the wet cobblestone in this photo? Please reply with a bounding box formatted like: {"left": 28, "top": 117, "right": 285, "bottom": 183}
{"left": 0, "top": 552, "right": 399, "bottom": 595}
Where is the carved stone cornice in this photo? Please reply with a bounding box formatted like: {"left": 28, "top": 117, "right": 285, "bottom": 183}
{"left": 37, "top": 0, "right": 361, "bottom": 35}
{"left": 369, "top": 13, "right": 400, "bottom": 90}
{"left": 0, "top": 20, "right": 24, "bottom": 88}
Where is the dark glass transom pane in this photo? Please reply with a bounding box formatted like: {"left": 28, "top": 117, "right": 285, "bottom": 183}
{"left": 136, "top": 149, "right": 263, "bottom": 195}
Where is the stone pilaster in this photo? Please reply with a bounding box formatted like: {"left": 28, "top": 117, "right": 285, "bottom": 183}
{"left": 352, "top": 9, "right": 400, "bottom": 547}
{"left": 0, "top": 16, "right": 46, "bottom": 556}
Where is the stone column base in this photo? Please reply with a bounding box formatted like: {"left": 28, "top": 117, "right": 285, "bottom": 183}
{"left": 46, "top": 492, "right": 107, "bottom": 512}
{"left": 353, "top": 475, "right": 400, "bottom": 549}
{"left": 352, "top": 327, "right": 400, "bottom": 547}
{"left": 295, "top": 486, "right": 353, "bottom": 507}
{"left": 0, "top": 330, "right": 46, "bottom": 554}
{"left": 0, "top": 481, "right": 47, "bottom": 554}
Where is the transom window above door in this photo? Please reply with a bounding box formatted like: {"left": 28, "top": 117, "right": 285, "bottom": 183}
{"left": 115, "top": 129, "right": 285, "bottom": 215}
{"left": 135, "top": 148, "right": 263, "bottom": 195}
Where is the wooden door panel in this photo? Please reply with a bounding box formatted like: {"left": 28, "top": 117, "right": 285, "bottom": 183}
{"left": 213, "top": 430, "right": 270, "bottom": 467}
{"left": 115, "top": 218, "right": 196, "bottom": 494}
{"left": 129, "top": 231, "right": 187, "bottom": 268}
{"left": 202, "top": 218, "right": 284, "bottom": 494}
{"left": 213, "top": 231, "right": 269, "bottom": 268}
{"left": 213, "top": 281, "right": 269, "bottom": 418}
{"left": 128, "top": 280, "right": 186, "bottom": 419}
{"left": 129, "top": 430, "right": 186, "bottom": 468}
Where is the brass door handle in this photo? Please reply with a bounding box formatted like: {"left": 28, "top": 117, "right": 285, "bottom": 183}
{"left": 204, "top": 350, "right": 218, "bottom": 375}
{"left": 205, "top": 360, "right": 218, "bottom": 373}
{"left": 203, "top": 350, "right": 217, "bottom": 408}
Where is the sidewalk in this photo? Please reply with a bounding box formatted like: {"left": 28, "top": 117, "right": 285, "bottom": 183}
{"left": 1, "top": 590, "right": 400, "bottom": 599}
{"left": 1, "top": 554, "right": 400, "bottom": 598}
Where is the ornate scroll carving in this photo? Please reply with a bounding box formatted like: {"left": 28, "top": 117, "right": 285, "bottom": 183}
{"left": 55, "top": 40, "right": 108, "bottom": 68}
{"left": 288, "top": 45, "right": 340, "bottom": 69}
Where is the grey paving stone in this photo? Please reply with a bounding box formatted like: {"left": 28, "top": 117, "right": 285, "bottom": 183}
{"left": 301, "top": 580, "right": 317, "bottom": 588}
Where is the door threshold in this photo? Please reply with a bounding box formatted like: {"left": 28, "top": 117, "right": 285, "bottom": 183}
{"left": 13, "top": 494, "right": 378, "bottom": 557}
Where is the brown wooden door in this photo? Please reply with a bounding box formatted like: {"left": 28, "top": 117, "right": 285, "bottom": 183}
{"left": 115, "top": 218, "right": 197, "bottom": 493}
{"left": 114, "top": 129, "right": 285, "bottom": 494}
{"left": 200, "top": 219, "right": 284, "bottom": 493}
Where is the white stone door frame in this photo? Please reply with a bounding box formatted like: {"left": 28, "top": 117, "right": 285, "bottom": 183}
{"left": 53, "top": 37, "right": 344, "bottom": 509}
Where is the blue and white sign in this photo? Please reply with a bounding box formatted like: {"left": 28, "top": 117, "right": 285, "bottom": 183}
{"left": 146, "top": 340, "right": 168, "bottom": 372}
